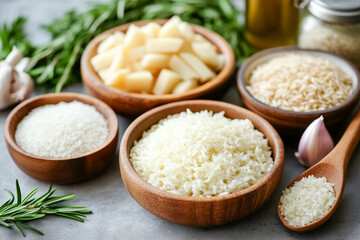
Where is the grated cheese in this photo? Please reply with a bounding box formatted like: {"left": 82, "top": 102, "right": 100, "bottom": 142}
{"left": 130, "top": 109, "right": 274, "bottom": 197}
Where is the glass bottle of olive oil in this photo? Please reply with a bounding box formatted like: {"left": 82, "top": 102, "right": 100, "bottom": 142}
{"left": 245, "top": 0, "right": 299, "bottom": 50}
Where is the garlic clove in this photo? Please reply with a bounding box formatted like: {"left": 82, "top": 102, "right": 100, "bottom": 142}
{"left": 16, "top": 58, "right": 30, "bottom": 72}
{"left": 5, "top": 46, "right": 23, "bottom": 67}
{"left": 0, "top": 46, "right": 33, "bottom": 110}
{"left": 11, "top": 71, "right": 33, "bottom": 102}
{"left": 0, "top": 63, "right": 13, "bottom": 110}
{"left": 295, "top": 116, "right": 334, "bottom": 167}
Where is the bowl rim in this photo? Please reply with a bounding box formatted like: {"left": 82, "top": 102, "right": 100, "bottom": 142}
{"left": 237, "top": 46, "right": 360, "bottom": 116}
{"left": 119, "top": 99, "right": 284, "bottom": 202}
{"left": 81, "top": 19, "right": 235, "bottom": 102}
{"left": 4, "top": 92, "right": 119, "bottom": 161}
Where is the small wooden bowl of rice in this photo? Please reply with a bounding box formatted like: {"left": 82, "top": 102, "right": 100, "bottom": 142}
{"left": 119, "top": 100, "right": 284, "bottom": 227}
{"left": 4, "top": 93, "right": 118, "bottom": 184}
{"left": 237, "top": 46, "right": 360, "bottom": 135}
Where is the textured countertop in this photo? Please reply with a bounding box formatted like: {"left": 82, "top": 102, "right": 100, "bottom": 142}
{"left": 1, "top": 1, "right": 360, "bottom": 239}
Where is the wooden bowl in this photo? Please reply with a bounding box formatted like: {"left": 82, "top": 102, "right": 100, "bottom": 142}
{"left": 237, "top": 46, "right": 360, "bottom": 135}
{"left": 81, "top": 19, "right": 235, "bottom": 116}
{"left": 119, "top": 100, "right": 284, "bottom": 227}
{"left": 4, "top": 93, "right": 119, "bottom": 184}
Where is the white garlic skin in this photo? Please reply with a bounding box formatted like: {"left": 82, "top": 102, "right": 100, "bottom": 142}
{"left": 295, "top": 116, "right": 334, "bottom": 167}
{"left": 0, "top": 47, "right": 33, "bottom": 110}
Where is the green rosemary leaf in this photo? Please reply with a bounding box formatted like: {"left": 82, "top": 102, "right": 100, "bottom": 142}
{"left": 40, "top": 209, "right": 57, "bottom": 214}
{"left": 17, "top": 221, "right": 44, "bottom": 236}
{"left": 0, "top": 219, "right": 11, "bottom": 228}
{"left": 11, "top": 221, "right": 25, "bottom": 237}
{"left": 12, "top": 208, "right": 41, "bottom": 218}
{"left": 20, "top": 188, "right": 39, "bottom": 205}
{"left": 13, "top": 214, "right": 45, "bottom": 221}
{"left": 75, "top": 209, "right": 93, "bottom": 214}
{"left": 30, "top": 188, "right": 58, "bottom": 207}
{"left": 54, "top": 41, "right": 82, "bottom": 92}
{"left": 16, "top": 180, "right": 22, "bottom": 206}
{"left": 0, "top": 205, "right": 27, "bottom": 216}
{"left": 56, "top": 207, "right": 89, "bottom": 213}
{"left": 66, "top": 212, "right": 87, "bottom": 218}
{"left": 0, "top": 190, "right": 14, "bottom": 210}
{"left": 41, "top": 194, "right": 75, "bottom": 206}
{"left": 55, "top": 213, "right": 85, "bottom": 222}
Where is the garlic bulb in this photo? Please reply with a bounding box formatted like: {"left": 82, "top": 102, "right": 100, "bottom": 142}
{"left": 295, "top": 116, "right": 334, "bottom": 167}
{"left": 0, "top": 46, "right": 33, "bottom": 110}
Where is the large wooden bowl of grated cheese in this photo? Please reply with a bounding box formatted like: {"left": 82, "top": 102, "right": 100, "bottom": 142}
{"left": 119, "top": 100, "right": 284, "bottom": 227}
{"left": 4, "top": 93, "right": 119, "bottom": 184}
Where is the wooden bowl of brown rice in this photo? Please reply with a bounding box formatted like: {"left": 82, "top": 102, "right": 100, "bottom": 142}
{"left": 237, "top": 46, "right": 360, "bottom": 135}
{"left": 119, "top": 100, "right": 284, "bottom": 227}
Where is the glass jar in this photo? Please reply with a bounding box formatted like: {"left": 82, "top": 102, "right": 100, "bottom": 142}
{"left": 298, "top": 0, "right": 360, "bottom": 69}
{"left": 245, "top": 0, "right": 299, "bottom": 50}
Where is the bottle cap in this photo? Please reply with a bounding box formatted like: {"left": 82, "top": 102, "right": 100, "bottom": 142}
{"left": 309, "top": 0, "right": 360, "bottom": 24}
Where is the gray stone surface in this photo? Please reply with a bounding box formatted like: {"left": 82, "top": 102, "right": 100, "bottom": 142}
{"left": 1, "top": 0, "right": 360, "bottom": 239}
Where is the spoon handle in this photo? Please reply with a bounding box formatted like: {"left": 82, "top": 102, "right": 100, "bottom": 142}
{"left": 327, "top": 108, "right": 360, "bottom": 170}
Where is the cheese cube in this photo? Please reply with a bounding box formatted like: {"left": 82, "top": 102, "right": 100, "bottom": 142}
{"left": 97, "top": 31, "right": 125, "bottom": 53}
{"left": 180, "top": 41, "right": 193, "bottom": 53}
{"left": 153, "top": 69, "right": 181, "bottom": 95}
{"left": 124, "top": 24, "right": 145, "bottom": 49}
{"left": 169, "top": 55, "right": 199, "bottom": 81}
{"left": 146, "top": 38, "right": 183, "bottom": 53}
{"left": 193, "top": 34, "right": 209, "bottom": 43}
{"left": 180, "top": 52, "right": 215, "bottom": 83}
{"left": 98, "top": 69, "right": 109, "bottom": 82}
{"left": 178, "top": 22, "right": 194, "bottom": 41}
{"left": 142, "top": 22, "right": 161, "bottom": 39}
{"left": 105, "top": 68, "right": 130, "bottom": 89}
{"left": 158, "top": 16, "right": 181, "bottom": 38}
{"left": 216, "top": 54, "right": 225, "bottom": 72}
{"left": 124, "top": 71, "right": 153, "bottom": 92}
{"left": 91, "top": 45, "right": 123, "bottom": 71}
{"left": 172, "top": 79, "right": 198, "bottom": 94}
{"left": 108, "top": 46, "right": 126, "bottom": 75}
{"left": 127, "top": 46, "right": 146, "bottom": 62}
{"left": 130, "top": 61, "right": 144, "bottom": 72}
{"left": 192, "top": 42, "right": 220, "bottom": 70}
{"left": 141, "top": 53, "right": 170, "bottom": 69}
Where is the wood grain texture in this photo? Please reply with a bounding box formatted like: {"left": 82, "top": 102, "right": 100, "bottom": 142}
{"left": 81, "top": 19, "right": 235, "bottom": 116}
{"left": 278, "top": 107, "right": 360, "bottom": 232}
{"left": 237, "top": 46, "right": 360, "bottom": 136}
{"left": 119, "top": 100, "right": 284, "bottom": 227}
{"left": 4, "top": 93, "right": 119, "bottom": 184}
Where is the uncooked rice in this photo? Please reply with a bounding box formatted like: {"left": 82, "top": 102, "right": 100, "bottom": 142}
{"left": 299, "top": 24, "right": 360, "bottom": 69}
{"left": 130, "top": 109, "right": 274, "bottom": 197}
{"left": 15, "top": 101, "right": 108, "bottom": 158}
{"left": 246, "top": 53, "right": 353, "bottom": 112}
{"left": 279, "top": 175, "right": 336, "bottom": 227}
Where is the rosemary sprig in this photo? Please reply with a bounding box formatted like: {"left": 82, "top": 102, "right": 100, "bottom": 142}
{"left": 0, "top": 0, "right": 252, "bottom": 92}
{"left": 0, "top": 180, "right": 92, "bottom": 237}
{"left": 0, "top": 16, "right": 34, "bottom": 60}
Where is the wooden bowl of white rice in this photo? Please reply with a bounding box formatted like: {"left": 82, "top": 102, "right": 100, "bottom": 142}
{"left": 119, "top": 100, "right": 284, "bottom": 227}
{"left": 237, "top": 46, "right": 360, "bottom": 135}
{"left": 4, "top": 93, "right": 118, "bottom": 184}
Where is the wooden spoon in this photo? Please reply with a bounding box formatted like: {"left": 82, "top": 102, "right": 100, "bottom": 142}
{"left": 278, "top": 108, "right": 360, "bottom": 231}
